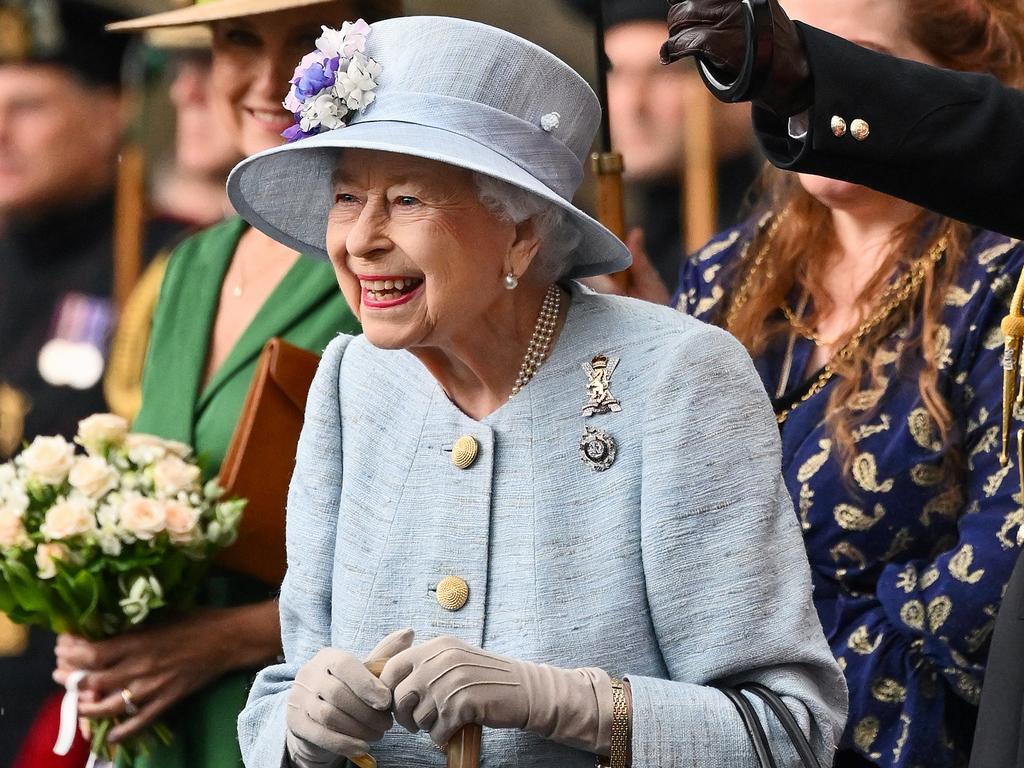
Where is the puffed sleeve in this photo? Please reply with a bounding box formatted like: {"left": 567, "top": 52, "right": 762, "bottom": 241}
{"left": 625, "top": 321, "right": 848, "bottom": 766}
{"left": 237, "top": 333, "right": 354, "bottom": 768}
{"left": 831, "top": 242, "right": 1024, "bottom": 765}
{"left": 672, "top": 222, "right": 758, "bottom": 320}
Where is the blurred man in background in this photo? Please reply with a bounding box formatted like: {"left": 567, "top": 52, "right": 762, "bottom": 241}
{"left": 569, "top": 0, "right": 761, "bottom": 289}
{"left": 0, "top": 1, "right": 183, "bottom": 761}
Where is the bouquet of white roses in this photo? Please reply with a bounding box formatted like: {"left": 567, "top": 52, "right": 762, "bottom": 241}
{"left": 0, "top": 413, "right": 245, "bottom": 765}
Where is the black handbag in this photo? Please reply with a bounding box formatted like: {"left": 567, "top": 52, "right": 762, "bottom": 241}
{"left": 715, "top": 682, "right": 824, "bottom": 768}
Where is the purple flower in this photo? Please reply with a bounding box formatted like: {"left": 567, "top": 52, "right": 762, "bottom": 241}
{"left": 294, "top": 57, "right": 340, "bottom": 102}
{"left": 282, "top": 123, "right": 315, "bottom": 142}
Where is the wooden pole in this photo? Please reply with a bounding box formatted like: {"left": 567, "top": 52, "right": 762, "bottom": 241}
{"left": 682, "top": 80, "right": 718, "bottom": 255}
{"left": 113, "top": 142, "right": 146, "bottom": 311}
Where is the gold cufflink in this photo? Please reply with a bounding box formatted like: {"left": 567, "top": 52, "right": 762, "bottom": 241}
{"left": 851, "top": 118, "right": 870, "bottom": 141}
{"left": 451, "top": 435, "right": 479, "bottom": 469}
{"left": 830, "top": 116, "right": 847, "bottom": 138}
{"left": 435, "top": 576, "right": 469, "bottom": 611}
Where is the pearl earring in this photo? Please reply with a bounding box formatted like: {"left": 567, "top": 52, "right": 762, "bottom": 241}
{"left": 504, "top": 272, "right": 519, "bottom": 290}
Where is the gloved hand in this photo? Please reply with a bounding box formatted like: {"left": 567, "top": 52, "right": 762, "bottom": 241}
{"left": 286, "top": 629, "right": 415, "bottom": 768}
{"left": 660, "top": 0, "right": 813, "bottom": 116}
{"left": 380, "top": 636, "right": 614, "bottom": 754}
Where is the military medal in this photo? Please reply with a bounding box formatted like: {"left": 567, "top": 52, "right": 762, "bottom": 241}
{"left": 37, "top": 292, "right": 112, "bottom": 390}
{"left": 581, "top": 354, "right": 622, "bottom": 417}
{"left": 579, "top": 426, "right": 616, "bottom": 471}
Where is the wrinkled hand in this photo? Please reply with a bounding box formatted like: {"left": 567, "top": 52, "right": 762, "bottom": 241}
{"left": 286, "top": 629, "right": 414, "bottom": 768}
{"left": 661, "top": 0, "right": 813, "bottom": 116}
{"left": 580, "top": 229, "right": 671, "bottom": 304}
{"left": 54, "top": 608, "right": 249, "bottom": 743}
{"left": 380, "top": 635, "right": 612, "bottom": 754}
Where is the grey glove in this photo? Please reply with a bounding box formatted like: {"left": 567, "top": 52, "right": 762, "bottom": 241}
{"left": 380, "top": 635, "right": 614, "bottom": 754}
{"left": 286, "top": 629, "right": 415, "bottom": 768}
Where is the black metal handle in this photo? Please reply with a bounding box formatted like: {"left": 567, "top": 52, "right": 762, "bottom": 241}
{"left": 696, "top": 0, "right": 774, "bottom": 103}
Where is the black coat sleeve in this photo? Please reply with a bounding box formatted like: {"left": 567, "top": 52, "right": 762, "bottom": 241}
{"left": 753, "top": 24, "right": 1024, "bottom": 237}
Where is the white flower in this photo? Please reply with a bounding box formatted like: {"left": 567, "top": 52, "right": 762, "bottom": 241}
{"left": 124, "top": 433, "right": 171, "bottom": 466}
{"left": 300, "top": 89, "right": 349, "bottom": 132}
{"left": 152, "top": 455, "right": 201, "bottom": 497}
{"left": 68, "top": 456, "right": 118, "bottom": 499}
{"left": 3, "top": 485, "right": 29, "bottom": 516}
{"left": 21, "top": 435, "right": 75, "bottom": 485}
{"left": 164, "top": 500, "right": 201, "bottom": 545}
{"left": 118, "top": 497, "right": 166, "bottom": 541}
{"left": 34, "top": 542, "right": 68, "bottom": 579}
{"left": 40, "top": 497, "right": 97, "bottom": 541}
{"left": 0, "top": 507, "right": 30, "bottom": 548}
{"left": 334, "top": 54, "right": 381, "bottom": 111}
{"left": 96, "top": 530, "right": 123, "bottom": 557}
{"left": 0, "top": 462, "right": 16, "bottom": 485}
{"left": 96, "top": 503, "right": 119, "bottom": 529}
{"left": 316, "top": 19, "right": 370, "bottom": 58}
{"left": 76, "top": 414, "right": 129, "bottom": 455}
{"left": 118, "top": 574, "right": 164, "bottom": 624}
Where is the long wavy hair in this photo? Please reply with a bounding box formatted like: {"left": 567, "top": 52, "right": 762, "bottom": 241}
{"left": 722, "top": 0, "right": 1024, "bottom": 475}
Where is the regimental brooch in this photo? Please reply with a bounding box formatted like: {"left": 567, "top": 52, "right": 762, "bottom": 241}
{"left": 579, "top": 426, "right": 616, "bottom": 472}
{"left": 581, "top": 354, "right": 622, "bottom": 417}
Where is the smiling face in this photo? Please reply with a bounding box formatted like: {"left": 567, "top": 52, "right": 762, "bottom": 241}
{"left": 210, "top": 2, "right": 349, "bottom": 156}
{"left": 781, "top": 0, "right": 939, "bottom": 210}
{"left": 325, "top": 149, "right": 538, "bottom": 351}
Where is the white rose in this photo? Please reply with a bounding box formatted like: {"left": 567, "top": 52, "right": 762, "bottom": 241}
{"left": 21, "top": 435, "right": 75, "bottom": 485}
{"left": 153, "top": 456, "right": 201, "bottom": 497}
{"left": 76, "top": 413, "right": 129, "bottom": 454}
{"left": 3, "top": 485, "right": 29, "bottom": 516}
{"left": 68, "top": 456, "right": 118, "bottom": 499}
{"left": 40, "top": 497, "right": 97, "bottom": 541}
{"left": 119, "top": 497, "right": 166, "bottom": 541}
{"left": 0, "top": 462, "right": 15, "bottom": 484}
{"left": 34, "top": 542, "right": 68, "bottom": 579}
{"left": 0, "top": 507, "right": 30, "bottom": 548}
{"left": 164, "top": 500, "right": 201, "bottom": 545}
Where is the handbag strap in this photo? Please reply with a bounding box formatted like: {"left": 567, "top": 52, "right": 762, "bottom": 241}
{"left": 715, "top": 685, "right": 778, "bottom": 768}
{"left": 739, "top": 683, "right": 823, "bottom": 768}
{"left": 715, "top": 683, "right": 824, "bottom": 768}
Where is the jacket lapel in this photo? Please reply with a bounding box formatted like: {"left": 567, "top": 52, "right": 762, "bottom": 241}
{"left": 136, "top": 218, "right": 243, "bottom": 444}
{"left": 196, "top": 255, "right": 340, "bottom": 412}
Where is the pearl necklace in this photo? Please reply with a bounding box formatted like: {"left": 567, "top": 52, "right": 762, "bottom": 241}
{"left": 510, "top": 285, "right": 561, "bottom": 398}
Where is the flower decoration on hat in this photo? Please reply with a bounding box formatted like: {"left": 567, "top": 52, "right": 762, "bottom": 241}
{"left": 282, "top": 19, "right": 381, "bottom": 142}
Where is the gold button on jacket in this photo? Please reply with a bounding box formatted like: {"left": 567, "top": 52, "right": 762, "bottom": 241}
{"left": 436, "top": 576, "right": 470, "bottom": 611}
{"left": 851, "top": 118, "right": 870, "bottom": 141}
{"left": 451, "top": 435, "right": 479, "bottom": 469}
{"left": 830, "top": 115, "right": 847, "bottom": 138}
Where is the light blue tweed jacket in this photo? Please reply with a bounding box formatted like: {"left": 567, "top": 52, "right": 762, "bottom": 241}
{"left": 239, "top": 284, "right": 848, "bottom": 767}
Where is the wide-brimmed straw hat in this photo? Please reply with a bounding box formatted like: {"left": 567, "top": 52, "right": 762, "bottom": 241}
{"left": 226, "top": 15, "right": 632, "bottom": 279}
{"left": 107, "top": 0, "right": 371, "bottom": 32}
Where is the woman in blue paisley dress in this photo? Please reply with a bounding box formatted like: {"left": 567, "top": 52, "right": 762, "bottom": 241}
{"left": 674, "top": 0, "right": 1024, "bottom": 765}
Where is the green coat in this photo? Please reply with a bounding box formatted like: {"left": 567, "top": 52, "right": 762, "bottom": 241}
{"left": 128, "top": 216, "right": 358, "bottom": 768}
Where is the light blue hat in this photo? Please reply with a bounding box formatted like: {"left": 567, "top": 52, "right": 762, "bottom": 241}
{"left": 226, "top": 15, "right": 632, "bottom": 279}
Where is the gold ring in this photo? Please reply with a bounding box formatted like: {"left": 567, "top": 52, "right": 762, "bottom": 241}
{"left": 121, "top": 687, "right": 139, "bottom": 716}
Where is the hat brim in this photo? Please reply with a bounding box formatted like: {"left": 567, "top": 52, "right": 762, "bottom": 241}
{"left": 227, "top": 121, "right": 633, "bottom": 280}
{"left": 106, "top": 0, "right": 339, "bottom": 32}
{"left": 143, "top": 25, "right": 212, "bottom": 48}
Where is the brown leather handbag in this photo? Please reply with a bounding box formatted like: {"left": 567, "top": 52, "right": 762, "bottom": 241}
{"left": 217, "top": 338, "right": 321, "bottom": 585}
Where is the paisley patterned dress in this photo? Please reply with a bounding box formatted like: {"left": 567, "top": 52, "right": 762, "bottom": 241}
{"left": 675, "top": 220, "right": 1024, "bottom": 768}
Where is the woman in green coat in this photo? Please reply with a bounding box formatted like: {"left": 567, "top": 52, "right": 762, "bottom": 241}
{"left": 51, "top": 1, "right": 398, "bottom": 765}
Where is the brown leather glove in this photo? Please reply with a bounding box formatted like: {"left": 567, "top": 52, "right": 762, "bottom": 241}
{"left": 660, "top": 0, "right": 813, "bottom": 117}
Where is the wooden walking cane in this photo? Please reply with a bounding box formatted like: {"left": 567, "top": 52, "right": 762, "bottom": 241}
{"left": 354, "top": 659, "right": 482, "bottom": 768}
{"left": 681, "top": 82, "right": 718, "bottom": 255}
{"left": 999, "top": 268, "right": 1024, "bottom": 486}
{"left": 590, "top": 0, "right": 632, "bottom": 291}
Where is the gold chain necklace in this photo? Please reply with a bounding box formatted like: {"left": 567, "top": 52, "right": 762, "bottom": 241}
{"left": 776, "top": 232, "right": 950, "bottom": 424}
{"left": 725, "top": 211, "right": 951, "bottom": 425}
{"left": 509, "top": 284, "right": 561, "bottom": 398}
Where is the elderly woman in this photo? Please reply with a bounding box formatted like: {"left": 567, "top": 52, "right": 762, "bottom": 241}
{"left": 229, "top": 15, "right": 847, "bottom": 767}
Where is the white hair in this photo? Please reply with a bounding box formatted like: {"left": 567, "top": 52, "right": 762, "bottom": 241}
{"left": 472, "top": 173, "right": 582, "bottom": 282}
